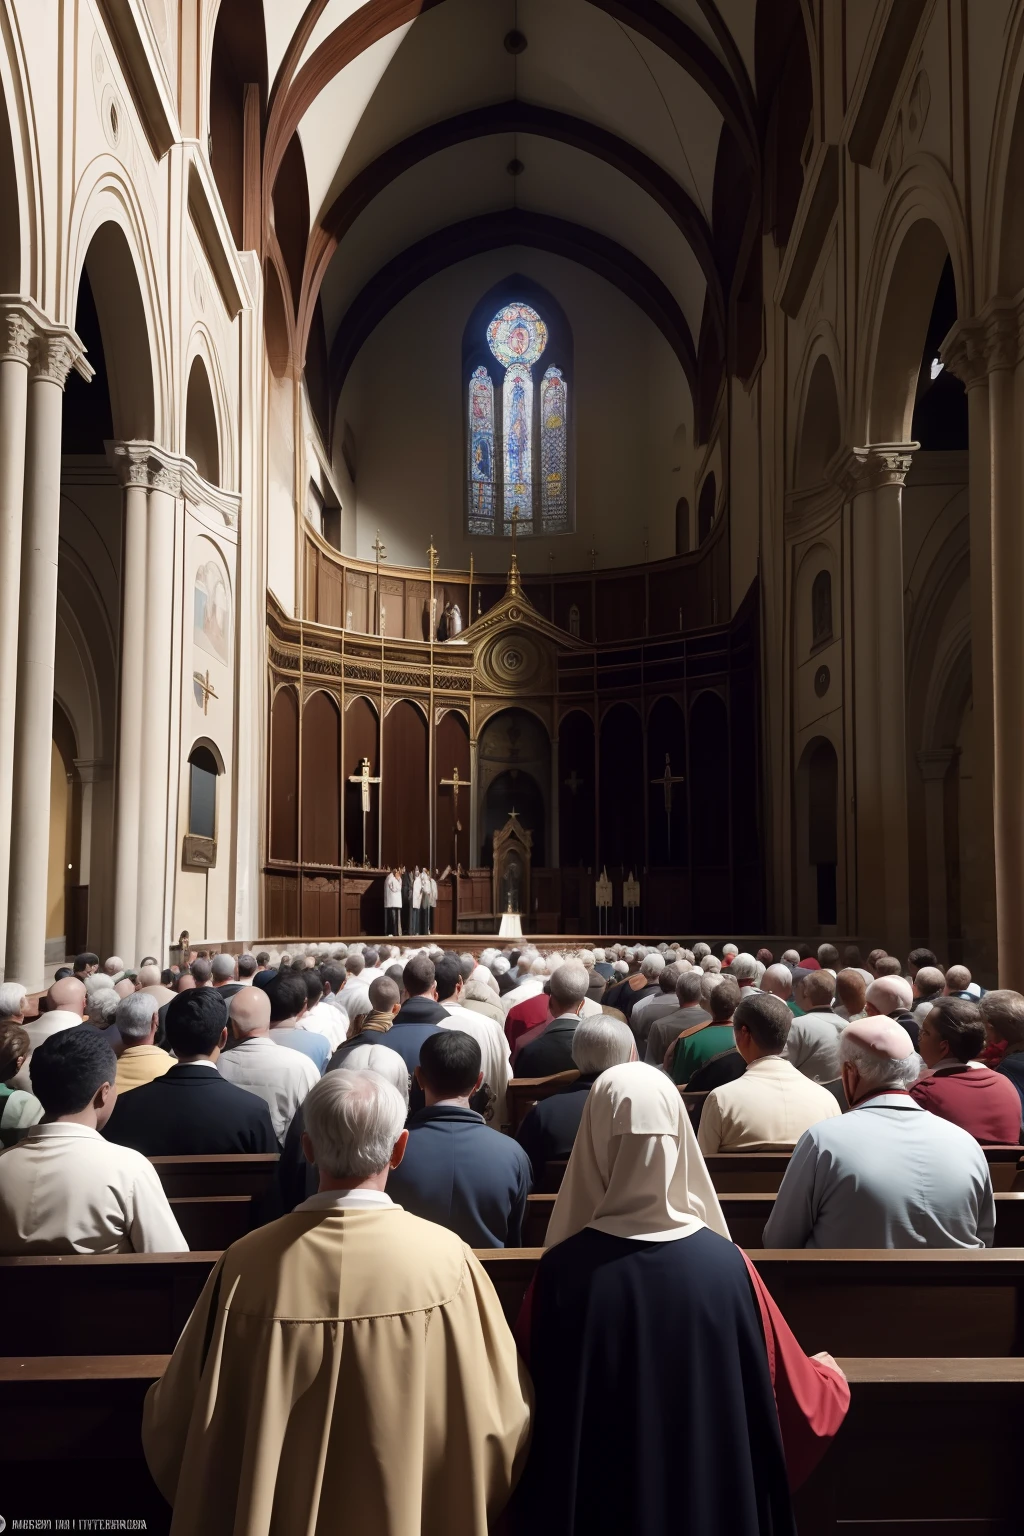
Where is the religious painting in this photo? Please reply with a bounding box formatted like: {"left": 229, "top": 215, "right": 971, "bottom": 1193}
{"left": 502, "top": 362, "right": 533, "bottom": 529}
{"left": 193, "top": 551, "right": 231, "bottom": 664}
{"left": 541, "top": 366, "right": 568, "bottom": 531}
{"left": 467, "top": 366, "right": 495, "bottom": 534}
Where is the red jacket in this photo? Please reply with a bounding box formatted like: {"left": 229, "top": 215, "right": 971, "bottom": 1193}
{"left": 909, "top": 1064, "right": 1022, "bottom": 1144}
{"left": 505, "top": 991, "right": 550, "bottom": 1054}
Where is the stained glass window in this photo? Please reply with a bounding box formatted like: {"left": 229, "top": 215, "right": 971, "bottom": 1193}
{"left": 466, "top": 296, "right": 571, "bottom": 537}
{"left": 468, "top": 366, "right": 495, "bottom": 535}
{"left": 540, "top": 366, "right": 568, "bottom": 531}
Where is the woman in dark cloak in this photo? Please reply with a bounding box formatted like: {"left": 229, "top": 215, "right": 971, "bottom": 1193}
{"left": 513, "top": 1063, "right": 849, "bottom": 1535}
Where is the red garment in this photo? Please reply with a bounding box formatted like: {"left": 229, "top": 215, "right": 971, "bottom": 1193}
{"left": 517, "top": 1253, "right": 849, "bottom": 1491}
{"left": 505, "top": 992, "right": 550, "bottom": 1054}
{"left": 739, "top": 1250, "right": 850, "bottom": 1488}
{"left": 981, "top": 1038, "right": 1009, "bottom": 1067}
{"left": 800, "top": 958, "right": 821, "bottom": 971}
{"left": 512, "top": 1014, "right": 552, "bottom": 1068}
{"left": 909, "top": 1065, "right": 1022, "bottom": 1144}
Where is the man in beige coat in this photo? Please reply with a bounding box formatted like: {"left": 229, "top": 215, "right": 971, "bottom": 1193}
{"left": 697, "top": 991, "right": 841, "bottom": 1154}
{"left": 143, "top": 1068, "right": 532, "bottom": 1535}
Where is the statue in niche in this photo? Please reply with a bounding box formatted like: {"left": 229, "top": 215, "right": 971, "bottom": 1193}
{"left": 438, "top": 599, "right": 464, "bottom": 641}
{"left": 503, "top": 851, "right": 523, "bottom": 913}
{"left": 811, "top": 570, "right": 833, "bottom": 648}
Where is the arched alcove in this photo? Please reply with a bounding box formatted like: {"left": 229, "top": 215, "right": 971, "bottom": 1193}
{"left": 436, "top": 711, "right": 471, "bottom": 870}
{"left": 185, "top": 356, "right": 222, "bottom": 485}
{"left": 795, "top": 355, "right": 841, "bottom": 488}
{"left": 675, "top": 498, "right": 690, "bottom": 554}
{"left": 648, "top": 697, "right": 687, "bottom": 867}
{"left": 757, "top": 0, "right": 812, "bottom": 246}
{"left": 796, "top": 736, "right": 839, "bottom": 930}
{"left": 301, "top": 691, "right": 340, "bottom": 866}
{"left": 0, "top": 81, "right": 21, "bottom": 290}
{"left": 599, "top": 703, "right": 643, "bottom": 870}
{"left": 697, "top": 473, "right": 717, "bottom": 544}
{"left": 269, "top": 686, "right": 298, "bottom": 862}
{"left": 559, "top": 710, "right": 595, "bottom": 869}
{"left": 76, "top": 222, "right": 155, "bottom": 441}
{"left": 343, "top": 696, "right": 379, "bottom": 866}
{"left": 382, "top": 701, "right": 428, "bottom": 868}
{"left": 869, "top": 219, "right": 952, "bottom": 443}
{"left": 478, "top": 707, "right": 550, "bottom": 866}
{"left": 689, "top": 691, "right": 729, "bottom": 869}
{"left": 209, "top": 0, "right": 267, "bottom": 248}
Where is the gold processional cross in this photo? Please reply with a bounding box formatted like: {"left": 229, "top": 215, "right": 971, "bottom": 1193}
{"left": 440, "top": 764, "right": 472, "bottom": 869}
{"left": 348, "top": 756, "right": 381, "bottom": 867}
{"left": 651, "top": 753, "right": 685, "bottom": 852}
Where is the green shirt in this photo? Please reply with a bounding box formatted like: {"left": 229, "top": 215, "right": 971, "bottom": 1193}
{"left": 670, "top": 1023, "right": 736, "bottom": 1085}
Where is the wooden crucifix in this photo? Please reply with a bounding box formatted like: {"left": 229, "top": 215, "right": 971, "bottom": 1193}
{"left": 440, "top": 764, "right": 472, "bottom": 870}
{"left": 348, "top": 756, "right": 381, "bottom": 867}
{"left": 193, "top": 669, "right": 218, "bottom": 716}
{"left": 651, "top": 752, "right": 685, "bottom": 853}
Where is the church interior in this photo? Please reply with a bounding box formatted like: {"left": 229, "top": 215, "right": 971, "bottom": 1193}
{"left": 2, "top": 0, "right": 1024, "bottom": 1530}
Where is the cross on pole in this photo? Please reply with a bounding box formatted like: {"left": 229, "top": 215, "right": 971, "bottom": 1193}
{"left": 650, "top": 752, "right": 685, "bottom": 854}
{"left": 440, "top": 764, "right": 473, "bottom": 869}
{"left": 348, "top": 756, "right": 381, "bottom": 867}
{"left": 563, "top": 769, "right": 584, "bottom": 796}
{"left": 193, "top": 669, "right": 218, "bottom": 715}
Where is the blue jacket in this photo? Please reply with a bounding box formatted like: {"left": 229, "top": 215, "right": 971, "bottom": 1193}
{"left": 270, "top": 1026, "right": 329, "bottom": 1072}
{"left": 388, "top": 1104, "right": 533, "bottom": 1247}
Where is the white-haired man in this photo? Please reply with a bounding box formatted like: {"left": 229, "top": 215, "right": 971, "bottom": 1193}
{"left": 620, "top": 951, "right": 666, "bottom": 1026}
{"left": 728, "top": 952, "right": 761, "bottom": 996}
{"left": 781, "top": 971, "right": 844, "bottom": 1083}
{"left": 865, "top": 975, "right": 921, "bottom": 1049}
{"left": 516, "top": 1015, "right": 634, "bottom": 1182}
{"left": 764, "top": 1017, "right": 994, "bottom": 1249}
{"left": 112, "top": 993, "right": 171, "bottom": 1094}
{"left": 630, "top": 962, "right": 682, "bottom": 1049}
{"left": 219, "top": 988, "right": 319, "bottom": 1143}
{"left": 11, "top": 977, "right": 87, "bottom": 1092}
{"left": 500, "top": 951, "right": 547, "bottom": 1018}
{"left": 143, "top": 1070, "right": 531, "bottom": 1534}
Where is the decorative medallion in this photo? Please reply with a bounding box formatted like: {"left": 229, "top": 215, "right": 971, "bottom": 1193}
{"left": 487, "top": 303, "right": 548, "bottom": 367}
{"left": 814, "top": 664, "right": 830, "bottom": 698}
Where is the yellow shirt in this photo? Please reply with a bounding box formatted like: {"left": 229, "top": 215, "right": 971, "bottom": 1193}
{"left": 115, "top": 1043, "right": 174, "bottom": 1094}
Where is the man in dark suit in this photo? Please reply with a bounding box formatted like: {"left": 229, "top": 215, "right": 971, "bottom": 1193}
{"left": 372, "top": 952, "right": 448, "bottom": 1075}
{"left": 515, "top": 1015, "right": 633, "bottom": 1182}
{"left": 515, "top": 962, "right": 591, "bottom": 1078}
{"left": 214, "top": 952, "right": 258, "bottom": 1004}
{"left": 101, "top": 988, "right": 277, "bottom": 1155}
{"left": 387, "top": 1031, "right": 532, "bottom": 1247}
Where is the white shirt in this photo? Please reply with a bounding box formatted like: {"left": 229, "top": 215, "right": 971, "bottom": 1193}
{"left": 11, "top": 1011, "right": 84, "bottom": 1092}
{"left": 500, "top": 976, "right": 544, "bottom": 1016}
{"left": 294, "top": 1189, "right": 394, "bottom": 1213}
{"left": 301, "top": 999, "right": 346, "bottom": 1051}
{"left": 429, "top": 877, "right": 438, "bottom": 904}
{"left": 217, "top": 1034, "right": 319, "bottom": 1142}
{"left": 384, "top": 874, "right": 402, "bottom": 908}
{"left": 0, "top": 1123, "right": 188, "bottom": 1255}
{"left": 411, "top": 877, "right": 423, "bottom": 910}
{"left": 697, "top": 1055, "right": 842, "bottom": 1154}
{"left": 782, "top": 1009, "right": 845, "bottom": 1082}
{"left": 438, "top": 1003, "right": 512, "bottom": 1116}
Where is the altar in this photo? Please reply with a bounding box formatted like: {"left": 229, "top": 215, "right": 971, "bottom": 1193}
{"left": 498, "top": 910, "right": 523, "bottom": 939}
{"left": 492, "top": 813, "right": 532, "bottom": 935}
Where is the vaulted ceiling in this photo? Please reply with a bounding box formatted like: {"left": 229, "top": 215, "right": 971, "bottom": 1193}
{"left": 240, "top": 0, "right": 807, "bottom": 437}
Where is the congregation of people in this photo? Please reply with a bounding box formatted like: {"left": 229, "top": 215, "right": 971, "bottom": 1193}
{"left": 0, "top": 931, "right": 1020, "bottom": 1531}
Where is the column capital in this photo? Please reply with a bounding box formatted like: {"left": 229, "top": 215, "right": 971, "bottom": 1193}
{"left": 107, "top": 440, "right": 184, "bottom": 496}
{"left": 0, "top": 297, "right": 93, "bottom": 383}
{"left": 941, "top": 295, "right": 1024, "bottom": 384}
{"left": 833, "top": 442, "right": 917, "bottom": 497}
{"left": 917, "top": 747, "right": 958, "bottom": 781}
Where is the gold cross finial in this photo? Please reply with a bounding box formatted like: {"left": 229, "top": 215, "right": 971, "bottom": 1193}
{"left": 427, "top": 535, "right": 438, "bottom": 573}
{"left": 506, "top": 506, "right": 522, "bottom": 596}
{"left": 372, "top": 530, "right": 387, "bottom": 563}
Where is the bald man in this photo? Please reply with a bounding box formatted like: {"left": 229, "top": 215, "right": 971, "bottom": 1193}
{"left": 761, "top": 964, "right": 796, "bottom": 1010}
{"left": 12, "top": 977, "right": 86, "bottom": 1092}
{"left": 865, "top": 976, "right": 920, "bottom": 1049}
{"left": 218, "top": 987, "right": 318, "bottom": 1143}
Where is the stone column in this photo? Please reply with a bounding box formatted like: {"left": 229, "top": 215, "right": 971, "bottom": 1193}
{"left": 5, "top": 327, "right": 85, "bottom": 990}
{"left": 917, "top": 749, "right": 957, "bottom": 962}
{"left": 550, "top": 733, "right": 560, "bottom": 870}
{"left": 135, "top": 476, "right": 178, "bottom": 964}
{"left": 108, "top": 445, "right": 151, "bottom": 962}
{"left": 944, "top": 304, "right": 1022, "bottom": 985}
{"left": 0, "top": 302, "right": 36, "bottom": 973}
{"left": 837, "top": 444, "right": 915, "bottom": 957}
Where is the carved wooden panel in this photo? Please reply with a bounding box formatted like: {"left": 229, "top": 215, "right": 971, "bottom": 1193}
{"left": 270, "top": 687, "right": 298, "bottom": 862}
{"left": 302, "top": 690, "right": 340, "bottom": 865}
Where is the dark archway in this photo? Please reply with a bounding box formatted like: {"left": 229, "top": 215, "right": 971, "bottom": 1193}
{"left": 559, "top": 710, "right": 596, "bottom": 869}
{"left": 689, "top": 691, "right": 729, "bottom": 868}
{"left": 269, "top": 687, "right": 299, "bottom": 861}
{"left": 697, "top": 473, "right": 717, "bottom": 544}
{"left": 675, "top": 498, "right": 690, "bottom": 555}
{"left": 382, "top": 701, "right": 428, "bottom": 868}
{"left": 343, "top": 696, "right": 379, "bottom": 866}
{"left": 797, "top": 737, "right": 839, "bottom": 929}
{"left": 185, "top": 357, "right": 221, "bottom": 484}
{"left": 301, "top": 691, "right": 340, "bottom": 865}
{"left": 477, "top": 708, "right": 550, "bottom": 866}
{"left": 648, "top": 697, "right": 687, "bottom": 867}
{"left": 436, "top": 711, "right": 470, "bottom": 871}
{"left": 209, "top": 0, "right": 267, "bottom": 249}
{"left": 483, "top": 770, "right": 546, "bottom": 869}
{"left": 599, "top": 703, "right": 644, "bottom": 871}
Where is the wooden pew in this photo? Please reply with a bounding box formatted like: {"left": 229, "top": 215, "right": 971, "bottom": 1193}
{"left": 168, "top": 1194, "right": 257, "bottom": 1250}
{"left": 1, "top": 1354, "right": 1019, "bottom": 1535}
{"left": 506, "top": 1070, "right": 580, "bottom": 1133}
{"left": 150, "top": 1152, "right": 279, "bottom": 1198}
{"left": 522, "top": 1190, "right": 1024, "bottom": 1250}
{"left": 535, "top": 1143, "right": 1024, "bottom": 1195}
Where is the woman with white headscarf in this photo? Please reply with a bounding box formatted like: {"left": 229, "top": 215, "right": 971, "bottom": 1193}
{"left": 514, "top": 1064, "right": 849, "bottom": 1535}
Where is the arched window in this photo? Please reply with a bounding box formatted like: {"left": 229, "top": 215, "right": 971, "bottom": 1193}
{"left": 188, "top": 745, "right": 220, "bottom": 840}
{"left": 465, "top": 282, "right": 573, "bottom": 537}
{"left": 811, "top": 570, "right": 833, "bottom": 647}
